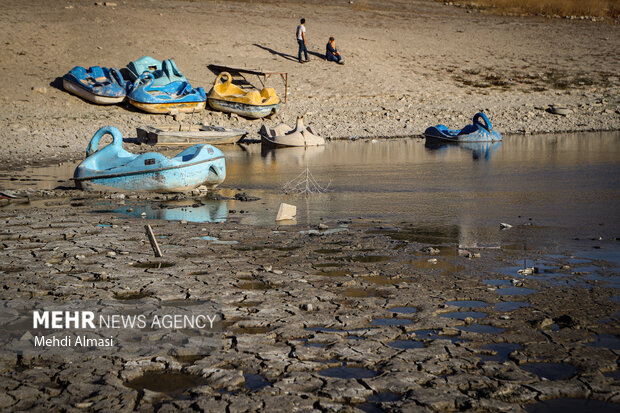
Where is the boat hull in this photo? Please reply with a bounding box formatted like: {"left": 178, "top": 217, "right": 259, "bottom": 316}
{"left": 136, "top": 125, "right": 247, "bottom": 146}
{"left": 128, "top": 99, "right": 206, "bottom": 114}
{"left": 75, "top": 158, "right": 225, "bottom": 192}
{"left": 208, "top": 98, "right": 279, "bottom": 119}
{"left": 74, "top": 126, "right": 226, "bottom": 193}
{"left": 260, "top": 134, "right": 325, "bottom": 148}
{"left": 63, "top": 78, "right": 126, "bottom": 105}
{"left": 423, "top": 113, "right": 502, "bottom": 143}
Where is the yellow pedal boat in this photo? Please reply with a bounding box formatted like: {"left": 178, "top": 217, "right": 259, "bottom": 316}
{"left": 207, "top": 72, "right": 280, "bottom": 119}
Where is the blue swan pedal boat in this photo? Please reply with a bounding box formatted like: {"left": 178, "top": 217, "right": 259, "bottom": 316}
{"left": 424, "top": 113, "right": 502, "bottom": 143}
{"left": 127, "top": 72, "right": 206, "bottom": 114}
{"left": 63, "top": 66, "right": 129, "bottom": 104}
{"left": 73, "top": 126, "right": 226, "bottom": 192}
{"left": 126, "top": 56, "right": 187, "bottom": 87}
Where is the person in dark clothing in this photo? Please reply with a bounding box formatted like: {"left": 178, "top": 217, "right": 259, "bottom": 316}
{"left": 296, "top": 18, "right": 309, "bottom": 63}
{"left": 326, "top": 36, "right": 344, "bottom": 65}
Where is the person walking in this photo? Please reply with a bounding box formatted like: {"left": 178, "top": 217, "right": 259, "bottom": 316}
{"left": 296, "top": 18, "right": 309, "bottom": 63}
{"left": 326, "top": 36, "right": 344, "bottom": 65}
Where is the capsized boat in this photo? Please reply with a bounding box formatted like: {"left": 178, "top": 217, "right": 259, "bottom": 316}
{"left": 208, "top": 72, "right": 280, "bottom": 119}
{"left": 73, "top": 126, "right": 226, "bottom": 192}
{"left": 136, "top": 125, "right": 248, "bottom": 146}
{"left": 126, "top": 56, "right": 187, "bottom": 87}
{"left": 260, "top": 116, "right": 325, "bottom": 147}
{"left": 423, "top": 113, "right": 502, "bottom": 142}
{"left": 127, "top": 73, "right": 206, "bottom": 114}
{"left": 63, "top": 66, "right": 129, "bottom": 104}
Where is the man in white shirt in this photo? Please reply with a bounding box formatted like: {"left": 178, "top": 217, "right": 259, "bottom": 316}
{"left": 296, "top": 18, "right": 309, "bottom": 63}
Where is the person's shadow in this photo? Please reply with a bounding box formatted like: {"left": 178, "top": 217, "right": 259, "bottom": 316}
{"left": 254, "top": 44, "right": 325, "bottom": 62}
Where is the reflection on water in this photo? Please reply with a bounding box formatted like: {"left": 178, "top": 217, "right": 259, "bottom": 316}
{"left": 424, "top": 140, "right": 502, "bottom": 161}
{"left": 95, "top": 199, "right": 228, "bottom": 223}
{"left": 3, "top": 132, "right": 620, "bottom": 238}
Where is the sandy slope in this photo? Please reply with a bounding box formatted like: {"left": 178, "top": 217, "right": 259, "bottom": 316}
{"left": 0, "top": 0, "right": 618, "bottom": 170}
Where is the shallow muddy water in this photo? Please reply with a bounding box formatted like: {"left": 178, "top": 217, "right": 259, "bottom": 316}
{"left": 2, "top": 132, "right": 619, "bottom": 233}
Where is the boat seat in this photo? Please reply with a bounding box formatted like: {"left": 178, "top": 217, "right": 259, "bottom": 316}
{"left": 90, "top": 66, "right": 109, "bottom": 83}
{"left": 458, "top": 124, "right": 478, "bottom": 136}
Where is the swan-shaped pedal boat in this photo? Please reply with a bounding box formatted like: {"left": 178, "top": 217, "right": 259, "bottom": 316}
{"left": 424, "top": 113, "right": 502, "bottom": 143}
{"left": 63, "top": 66, "right": 129, "bottom": 104}
{"left": 73, "top": 126, "right": 225, "bottom": 192}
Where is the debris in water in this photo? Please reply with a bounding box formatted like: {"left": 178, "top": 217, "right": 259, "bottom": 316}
{"left": 276, "top": 203, "right": 296, "bottom": 221}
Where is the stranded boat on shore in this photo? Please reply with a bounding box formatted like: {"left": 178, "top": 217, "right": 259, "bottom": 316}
{"left": 260, "top": 116, "right": 325, "bottom": 147}
{"left": 127, "top": 73, "right": 206, "bottom": 114}
{"left": 126, "top": 56, "right": 187, "bottom": 87}
{"left": 424, "top": 112, "right": 502, "bottom": 143}
{"left": 136, "top": 125, "right": 248, "bottom": 146}
{"left": 208, "top": 72, "right": 280, "bottom": 119}
{"left": 73, "top": 126, "right": 225, "bottom": 192}
{"left": 63, "top": 66, "right": 129, "bottom": 104}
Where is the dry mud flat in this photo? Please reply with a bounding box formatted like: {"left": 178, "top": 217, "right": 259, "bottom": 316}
{"left": 0, "top": 193, "right": 618, "bottom": 411}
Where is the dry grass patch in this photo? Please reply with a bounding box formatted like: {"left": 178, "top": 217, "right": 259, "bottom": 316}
{"left": 447, "top": 0, "right": 620, "bottom": 18}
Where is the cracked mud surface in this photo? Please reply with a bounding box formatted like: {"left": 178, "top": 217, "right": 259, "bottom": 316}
{"left": 0, "top": 192, "right": 618, "bottom": 412}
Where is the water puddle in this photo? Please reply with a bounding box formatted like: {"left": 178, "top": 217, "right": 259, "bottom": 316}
{"left": 414, "top": 329, "right": 466, "bottom": 344}
{"left": 371, "top": 318, "right": 413, "bottom": 326}
{"left": 480, "top": 343, "right": 522, "bottom": 363}
{"left": 484, "top": 279, "right": 512, "bottom": 287}
{"left": 496, "top": 286, "right": 537, "bottom": 296}
{"left": 446, "top": 300, "right": 488, "bottom": 308}
{"left": 96, "top": 200, "right": 228, "bottom": 223}
{"left": 350, "top": 255, "right": 390, "bottom": 263}
{"left": 132, "top": 261, "right": 176, "bottom": 269}
{"left": 317, "top": 269, "right": 350, "bottom": 277}
{"left": 243, "top": 373, "right": 270, "bottom": 391}
{"left": 388, "top": 340, "right": 425, "bottom": 350}
{"left": 525, "top": 398, "right": 619, "bottom": 413}
{"left": 440, "top": 311, "right": 488, "bottom": 320}
{"left": 388, "top": 306, "right": 418, "bottom": 314}
{"left": 231, "top": 326, "right": 272, "bottom": 335}
{"left": 213, "top": 240, "right": 239, "bottom": 245}
{"left": 173, "top": 355, "right": 204, "bottom": 365}
{"left": 318, "top": 366, "right": 378, "bottom": 379}
{"left": 495, "top": 301, "right": 531, "bottom": 311}
{"left": 603, "top": 370, "right": 620, "bottom": 380}
{"left": 519, "top": 362, "right": 577, "bottom": 380}
{"left": 459, "top": 324, "right": 504, "bottom": 334}
{"left": 125, "top": 370, "right": 208, "bottom": 397}
{"left": 303, "top": 340, "right": 327, "bottom": 348}
{"left": 408, "top": 258, "right": 466, "bottom": 276}
{"left": 314, "top": 263, "right": 345, "bottom": 268}
{"left": 586, "top": 334, "right": 620, "bottom": 350}
{"left": 307, "top": 326, "right": 371, "bottom": 339}
{"left": 358, "top": 392, "right": 401, "bottom": 413}
{"left": 370, "top": 225, "right": 459, "bottom": 244}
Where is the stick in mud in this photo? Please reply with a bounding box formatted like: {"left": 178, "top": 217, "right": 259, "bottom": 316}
{"left": 144, "top": 224, "right": 163, "bottom": 257}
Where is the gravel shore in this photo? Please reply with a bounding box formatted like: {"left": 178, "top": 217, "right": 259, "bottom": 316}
{"left": 1, "top": 0, "right": 619, "bottom": 171}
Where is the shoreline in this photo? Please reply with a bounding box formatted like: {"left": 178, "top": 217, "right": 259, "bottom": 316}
{"left": 1, "top": 0, "right": 618, "bottom": 172}
{"left": 1, "top": 128, "right": 619, "bottom": 174}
